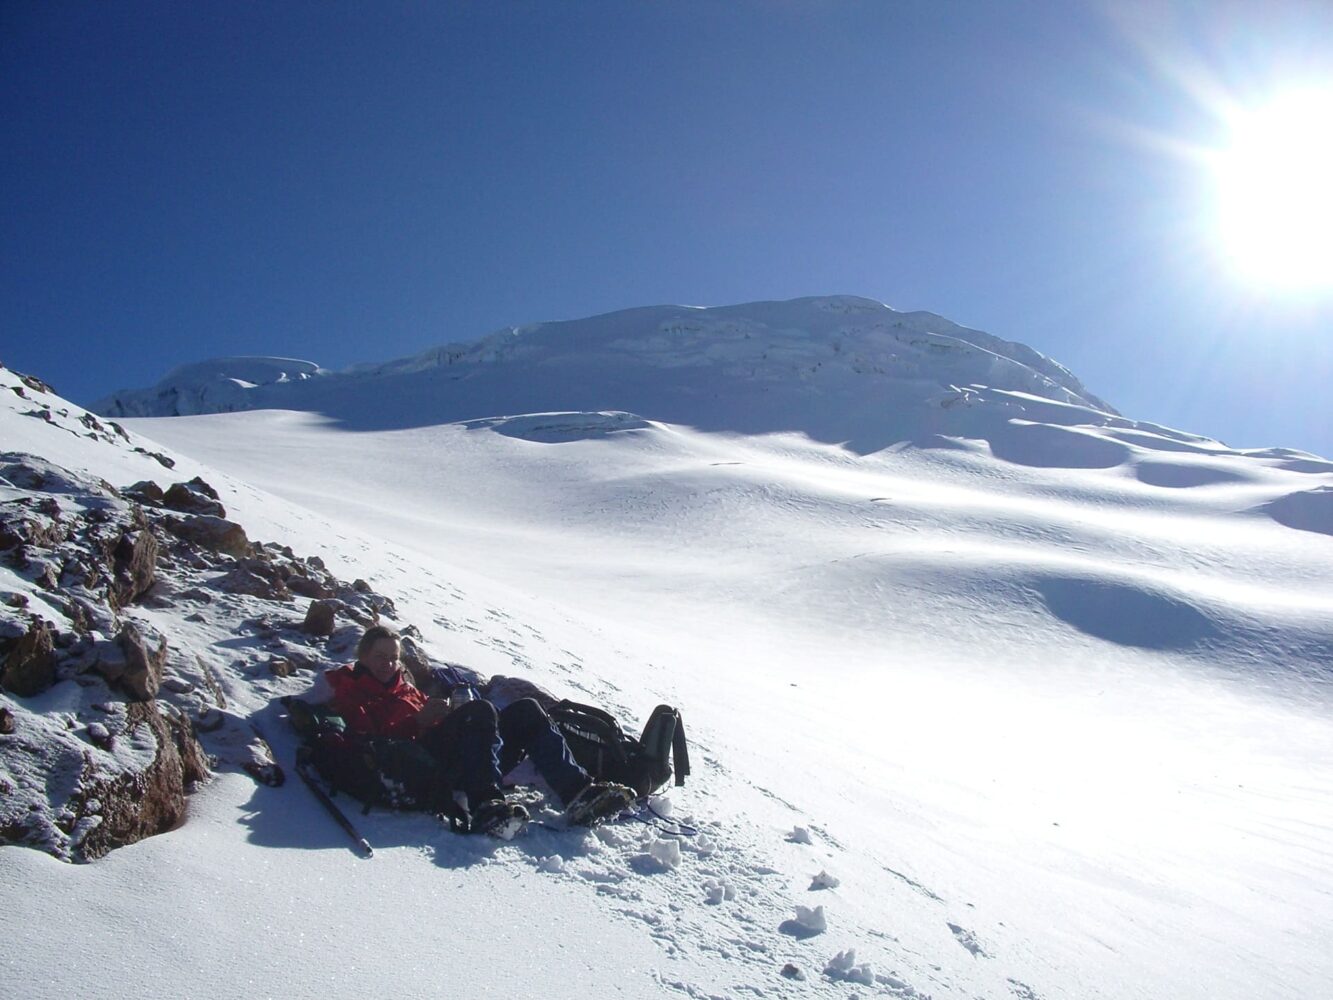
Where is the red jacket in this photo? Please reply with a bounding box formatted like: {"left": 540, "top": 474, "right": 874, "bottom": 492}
{"left": 325, "top": 663, "right": 428, "bottom": 740}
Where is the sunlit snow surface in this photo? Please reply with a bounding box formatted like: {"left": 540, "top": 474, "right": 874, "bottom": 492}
{"left": 3, "top": 358, "right": 1332, "bottom": 1000}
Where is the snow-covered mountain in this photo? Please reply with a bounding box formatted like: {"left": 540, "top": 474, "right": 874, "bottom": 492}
{"left": 5, "top": 295, "right": 1333, "bottom": 1000}
{"left": 94, "top": 296, "right": 1119, "bottom": 447}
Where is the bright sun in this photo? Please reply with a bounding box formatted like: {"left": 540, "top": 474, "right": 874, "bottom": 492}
{"left": 1211, "top": 88, "right": 1333, "bottom": 292}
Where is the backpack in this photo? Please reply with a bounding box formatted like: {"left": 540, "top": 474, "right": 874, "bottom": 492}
{"left": 550, "top": 701, "right": 690, "bottom": 799}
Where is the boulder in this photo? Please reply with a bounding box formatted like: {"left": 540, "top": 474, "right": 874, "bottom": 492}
{"left": 218, "top": 567, "right": 290, "bottom": 602}
{"left": 287, "top": 574, "right": 334, "bottom": 599}
{"left": 1, "top": 620, "right": 56, "bottom": 697}
{"left": 163, "top": 480, "right": 226, "bottom": 517}
{"left": 301, "top": 599, "right": 338, "bottom": 636}
{"left": 110, "top": 529, "right": 159, "bottom": 608}
{"left": 122, "top": 481, "right": 165, "bottom": 506}
{"left": 97, "top": 622, "right": 166, "bottom": 701}
{"left": 164, "top": 514, "right": 253, "bottom": 559}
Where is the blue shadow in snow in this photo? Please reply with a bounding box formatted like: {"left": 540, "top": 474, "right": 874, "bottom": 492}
{"left": 1034, "top": 576, "right": 1221, "bottom": 651}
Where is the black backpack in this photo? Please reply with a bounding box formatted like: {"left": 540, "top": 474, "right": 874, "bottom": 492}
{"left": 550, "top": 701, "right": 690, "bottom": 799}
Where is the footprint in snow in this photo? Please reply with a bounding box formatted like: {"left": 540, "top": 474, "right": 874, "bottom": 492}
{"left": 702, "top": 879, "right": 735, "bottom": 904}
{"left": 824, "top": 948, "right": 874, "bottom": 985}
{"left": 947, "top": 922, "right": 990, "bottom": 958}
{"left": 1007, "top": 978, "right": 1046, "bottom": 999}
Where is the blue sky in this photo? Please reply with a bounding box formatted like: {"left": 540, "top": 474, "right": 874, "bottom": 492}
{"left": 4, "top": 1, "right": 1331, "bottom": 456}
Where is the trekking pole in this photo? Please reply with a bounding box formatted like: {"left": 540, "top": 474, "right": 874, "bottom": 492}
{"left": 295, "top": 758, "right": 374, "bottom": 858}
{"left": 253, "top": 716, "right": 373, "bottom": 859}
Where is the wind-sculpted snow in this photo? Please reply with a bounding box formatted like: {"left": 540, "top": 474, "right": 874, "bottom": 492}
{"left": 1258, "top": 485, "right": 1333, "bottom": 537}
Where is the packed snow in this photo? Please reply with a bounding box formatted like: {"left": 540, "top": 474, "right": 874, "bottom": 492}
{"left": 3, "top": 295, "right": 1332, "bottom": 1000}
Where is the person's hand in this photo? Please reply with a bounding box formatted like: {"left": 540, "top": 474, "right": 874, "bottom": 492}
{"left": 416, "top": 697, "right": 453, "bottom": 729}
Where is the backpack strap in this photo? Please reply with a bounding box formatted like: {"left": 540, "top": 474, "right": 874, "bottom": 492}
{"left": 670, "top": 711, "right": 690, "bottom": 787}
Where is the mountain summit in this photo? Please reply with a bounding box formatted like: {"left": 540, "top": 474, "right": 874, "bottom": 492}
{"left": 94, "top": 296, "right": 1116, "bottom": 449}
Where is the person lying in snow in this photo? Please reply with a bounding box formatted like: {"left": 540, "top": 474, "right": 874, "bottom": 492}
{"left": 298, "top": 624, "right": 635, "bottom": 837}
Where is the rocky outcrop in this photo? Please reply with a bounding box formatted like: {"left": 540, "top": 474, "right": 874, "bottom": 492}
{"left": 0, "top": 444, "right": 421, "bottom": 864}
{"left": 110, "top": 528, "right": 159, "bottom": 608}
{"left": 73, "top": 701, "right": 209, "bottom": 862}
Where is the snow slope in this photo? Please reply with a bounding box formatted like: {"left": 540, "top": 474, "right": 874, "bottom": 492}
{"left": 5, "top": 305, "right": 1333, "bottom": 1000}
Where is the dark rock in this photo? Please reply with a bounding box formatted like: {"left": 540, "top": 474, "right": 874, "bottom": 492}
{"left": 98, "top": 622, "right": 166, "bottom": 701}
{"left": 0, "top": 706, "right": 13, "bottom": 734}
{"left": 1, "top": 620, "right": 56, "bottom": 697}
{"left": 0, "top": 522, "right": 22, "bottom": 551}
{"left": 110, "top": 529, "right": 159, "bottom": 608}
{"left": 268, "top": 658, "right": 297, "bottom": 678}
{"left": 185, "top": 476, "right": 220, "bottom": 500}
{"left": 165, "top": 705, "right": 210, "bottom": 786}
{"left": 287, "top": 574, "right": 334, "bottom": 599}
{"left": 133, "top": 447, "right": 175, "bottom": 469}
{"left": 164, "top": 514, "right": 253, "bottom": 558}
{"left": 17, "top": 372, "right": 55, "bottom": 395}
{"left": 301, "top": 599, "right": 338, "bottom": 636}
{"left": 123, "top": 481, "right": 165, "bottom": 505}
{"left": 218, "top": 568, "right": 290, "bottom": 602}
{"left": 3, "top": 593, "right": 28, "bottom": 609}
{"left": 353, "top": 578, "right": 371, "bottom": 593}
{"left": 163, "top": 481, "right": 225, "bottom": 517}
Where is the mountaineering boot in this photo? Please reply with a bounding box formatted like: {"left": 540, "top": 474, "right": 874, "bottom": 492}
{"left": 470, "top": 798, "right": 530, "bottom": 839}
{"left": 564, "top": 781, "right": 637, "bottom": 827}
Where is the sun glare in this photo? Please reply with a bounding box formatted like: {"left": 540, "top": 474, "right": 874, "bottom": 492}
{"left": 1211, "top": 88, "right": 1333, "bottom": 292}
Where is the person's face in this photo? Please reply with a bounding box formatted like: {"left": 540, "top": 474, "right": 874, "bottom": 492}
{"left": 360, "top": 638, "right": 402, "bottom": 684}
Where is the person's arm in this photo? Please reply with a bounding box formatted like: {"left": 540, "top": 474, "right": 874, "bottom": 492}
{"left": 413, "top": 697, "right": 453, "bottom": 731}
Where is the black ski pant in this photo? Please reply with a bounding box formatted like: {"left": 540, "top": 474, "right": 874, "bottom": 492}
{"left": 418, "top": 697, "right": 591, "bottom": 809}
